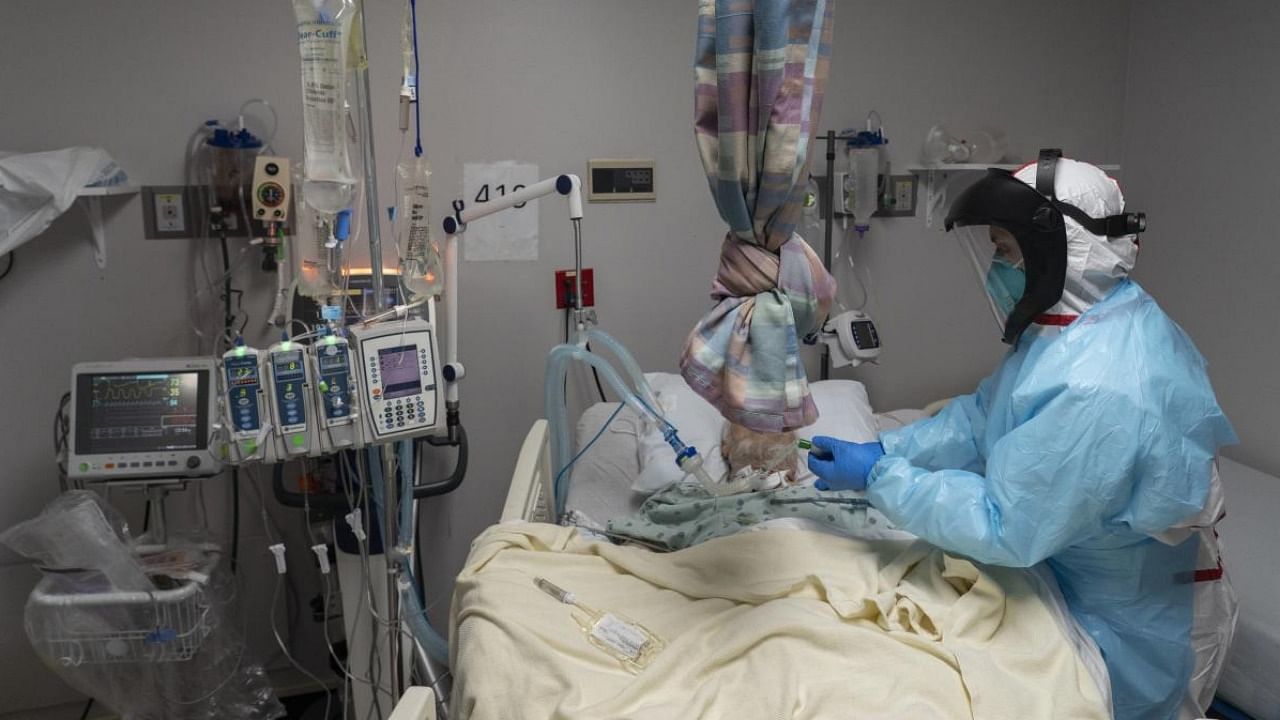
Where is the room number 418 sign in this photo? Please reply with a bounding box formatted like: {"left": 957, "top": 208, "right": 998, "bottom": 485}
{"left": 461, "top": 162, "right": 540, "bottom": 261}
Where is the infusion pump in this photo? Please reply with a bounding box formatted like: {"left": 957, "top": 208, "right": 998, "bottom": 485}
{"left": 215, "top": 316, "right": 444, "bottom": 464}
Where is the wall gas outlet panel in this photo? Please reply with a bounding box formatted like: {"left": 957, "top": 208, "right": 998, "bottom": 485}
{"left": 587, "top": 159, "right": 655, "bottom": 202}
{"left": 555, "top": 268, "right": 595, "bottom": 309}
{"left": 877, "top": 174, "right": 917, "bottom": 217}
{"left": 252, "top": 156, "right": 292, "bottom": 224}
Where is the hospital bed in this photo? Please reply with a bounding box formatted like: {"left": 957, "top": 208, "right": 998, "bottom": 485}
{"left": 452, "top": 377, "right": 1116, "bottom": 719}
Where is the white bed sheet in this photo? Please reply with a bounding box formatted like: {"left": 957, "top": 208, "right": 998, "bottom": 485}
{"left": 562, "top": 401, "right": 1112, "bottom": 704}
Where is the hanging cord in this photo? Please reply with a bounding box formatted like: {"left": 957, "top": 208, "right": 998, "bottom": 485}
{"left": 53, "top": 392, "right": 71, "bottom": 491}
{"left": 410, "top": 0, "right": 423, "bottom": 158}
{"left": 0, "top": 251, "right": 14, "bottom": 281}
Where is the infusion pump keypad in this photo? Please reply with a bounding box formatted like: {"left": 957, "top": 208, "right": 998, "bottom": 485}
{"left": 360, "top": 334, "right": 438, "bottom": 439}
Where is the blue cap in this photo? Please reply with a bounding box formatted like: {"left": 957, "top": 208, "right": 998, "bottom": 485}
{"left": 234, "top": 335, "right": 245, "bottom": 347}
{"left": 675, "top": 446, "right": 698, "bottom": 465}
{"left": 280, "top": 330, "right": 290, "bottom": 342}
{"left": 334, "top": 210, "right": 352, "bottom": 241}
{"left": 207, "top": 127, "right": 263, "bottom": 150}
{"left": 847, "top": 129, "right": 887, "bottom": 148}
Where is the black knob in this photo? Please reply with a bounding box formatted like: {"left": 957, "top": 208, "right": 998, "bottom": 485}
{"left": 186, "top": 456, "right": 201, "bottom": 469}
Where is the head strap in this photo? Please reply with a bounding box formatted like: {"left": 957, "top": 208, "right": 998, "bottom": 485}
{"left": 1034, "top": 148, "right": 1146, "bottom": 238}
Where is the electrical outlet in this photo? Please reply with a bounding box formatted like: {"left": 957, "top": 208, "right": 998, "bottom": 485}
{"left": 892, "top": 176, "right": 916, "bottom": 214}
{"left": 876, "top": 174, "right": 917, "bottom": 217}
{"left": 555, "top": 268, "right": 595, "bottom": 309}
{"left": 155, "top": 193, "right": 185, "bottom": 232}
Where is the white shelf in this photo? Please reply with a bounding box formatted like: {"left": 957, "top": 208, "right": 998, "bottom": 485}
{"left": 907, "top": 164, "right": 1120, "bottom": 172}
{"left": 78, "top": 184, "right": 139, "bottom": 197}
{"left": 909, "top": 164, "right": 1122, "bottom": 228}
{"left": 76, "top": 185, "right": 138, "bottom": 267}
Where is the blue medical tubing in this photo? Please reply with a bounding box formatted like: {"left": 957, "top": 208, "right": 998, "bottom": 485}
{"left": 409, "top": 0, "right": 423, "bottom": 158}
{"left": 583, "top": 328, "right": 658, "bottom": 410}
{"left": 544, "top": 342, "right": 683, "bottom": 515}
{"left": 367, "top": 444, "right": 450, "bottom": 665}
{"left": 553, "top": 403, "right": 625, "bottom": 506}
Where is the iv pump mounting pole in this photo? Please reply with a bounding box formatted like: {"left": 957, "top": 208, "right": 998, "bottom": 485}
{"left": 350, "top": 0, "right": 403, "bottom": 700}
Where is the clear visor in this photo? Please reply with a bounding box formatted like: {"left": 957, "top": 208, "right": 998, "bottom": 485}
{"left": 956, "top": 224, "right": 1025, "bottom": 332}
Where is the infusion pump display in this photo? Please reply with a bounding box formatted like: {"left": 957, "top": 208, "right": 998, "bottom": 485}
{"left": 68, "top": 358, "right": 221, "bottom": 480}
{"left": 349, "top": 320, "right": 442, "bottom": 443}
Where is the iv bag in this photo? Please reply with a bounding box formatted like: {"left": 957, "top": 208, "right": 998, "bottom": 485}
{"left": 848, "top": 146, "right": 881, "bottom": 234}
{"left": 397, "top": 155, "right": 442, "bottom": 299}
{"left": 292, "top": 0, "right": 357, "bottom": 215}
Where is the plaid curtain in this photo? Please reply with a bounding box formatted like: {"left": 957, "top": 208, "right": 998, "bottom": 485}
{"left": 680, "top": 0, "right": 836, "bottom": 433}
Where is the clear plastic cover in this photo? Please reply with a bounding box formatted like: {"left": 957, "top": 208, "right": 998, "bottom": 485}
{"left": 956, "top": 224, "right": 1025, "bottom": 333}
{"left": 1, "top": 492, "right": 284, "bottom": 719}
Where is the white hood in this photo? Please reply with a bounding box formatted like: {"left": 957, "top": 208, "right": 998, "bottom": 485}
{"left": 1013, "top": 158, "right": 1138, "bottom": 316}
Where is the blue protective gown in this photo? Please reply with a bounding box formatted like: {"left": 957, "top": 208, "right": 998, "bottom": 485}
{"left": 867, "top": 279, "right": 1236, "bottom": 720}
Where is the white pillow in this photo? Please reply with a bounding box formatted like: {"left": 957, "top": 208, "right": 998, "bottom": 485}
{"left": 632, "top": 373, "right": 728, "bottom": 493}
{"left": 632, "top": 374, "right": 879, "bottom": 493}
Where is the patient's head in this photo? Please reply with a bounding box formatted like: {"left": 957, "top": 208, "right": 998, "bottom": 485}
{"left": 721, "top": 422, "right": 799, "bottom": 486}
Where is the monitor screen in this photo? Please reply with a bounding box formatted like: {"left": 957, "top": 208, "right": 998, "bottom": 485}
{"left": 75, "top": 371, "right": 209, "bottom": 455}
{"left": 379, "top": 345, "right": 422, "bottom": 399}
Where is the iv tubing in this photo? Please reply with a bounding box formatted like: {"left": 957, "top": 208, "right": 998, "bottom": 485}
{"left": 367, "top": 444, "right": 450, "bottom": 668}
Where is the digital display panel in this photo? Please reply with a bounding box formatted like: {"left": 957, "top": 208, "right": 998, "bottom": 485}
{"left": 272, "top": 350, "right": 307, "bottom": 427}
{"left": 76, "top": 372, "right": 206, "bottom": 454}
{"left": 590, "top": 167, "right": 654, "bottom": 194}
{"left": 318, "top": 352, "right": 348, "bottom": 371}
{"left": 379, "top": 345, "right": 422, "bottom": 399}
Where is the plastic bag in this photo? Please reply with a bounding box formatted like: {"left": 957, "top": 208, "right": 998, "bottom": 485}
{"left": 2, "top": 493, "right": 285, "bottom": 719}
{"left": 0, "top": 146, "right": 127, "bottom": 255}
{"left": 0, "top": 490, "right": 151, "bottom": 591}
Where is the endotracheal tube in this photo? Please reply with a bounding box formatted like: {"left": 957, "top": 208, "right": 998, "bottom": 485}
{"left": 292, "top": 0, "right": 357, "bottom": 217}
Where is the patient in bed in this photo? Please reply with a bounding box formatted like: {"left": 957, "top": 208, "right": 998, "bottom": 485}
{"left": 720, "top": 422, "right": 801, "bottom": 490}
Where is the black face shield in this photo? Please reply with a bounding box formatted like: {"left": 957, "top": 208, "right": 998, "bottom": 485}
{"left": 945, "top": 168, "right": 1068, "bottom": 344}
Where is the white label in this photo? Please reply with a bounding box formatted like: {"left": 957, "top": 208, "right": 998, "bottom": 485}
{"left": 590, "top": 613, "right": 647, "bottom": 660}
{"left": 462, "top": 162, "right": 539, "bottom": 261}
{"left": 297, "top": 22, "right": 348, "bottom": 178}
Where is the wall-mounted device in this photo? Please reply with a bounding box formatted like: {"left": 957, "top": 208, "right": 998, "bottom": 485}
{"left": 220, "top": 342, "right": 270, "bottom": 463}
{"left": 349, "top": 317, "right": 443, "bottom": 444}
{"left": 309, "top": 332, "right": 362, "bottom": 453}
{"left": 266, "top": 338, "right": 316, "bottom": 458}
{"left": 819, "top": 310, "right": 881, "bottom": 368}
{"left": 587, "top": 159, "right": 655, "bottom": 203}
{"left": 252, "top": 156, "right": 292, "bottom": 225}
{"left": 68, "top": 358, "right": 222, "bottom": 480}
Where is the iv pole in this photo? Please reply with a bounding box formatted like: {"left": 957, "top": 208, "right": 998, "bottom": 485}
{"left": 349, "top": 0, "right": 407, "bottom": 700}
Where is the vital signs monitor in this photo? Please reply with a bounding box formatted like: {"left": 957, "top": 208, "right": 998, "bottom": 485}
{"left": 68, "top": 358, "right": 222, "bottom": 480}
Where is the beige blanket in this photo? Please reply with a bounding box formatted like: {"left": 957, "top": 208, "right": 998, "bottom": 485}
{"left": 450, "top": 523, "right": 1107, "bottom": 719}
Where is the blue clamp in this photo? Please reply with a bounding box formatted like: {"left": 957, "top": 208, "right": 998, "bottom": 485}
{"left": 333, "top": 210, "right": 352, "bottom": 242}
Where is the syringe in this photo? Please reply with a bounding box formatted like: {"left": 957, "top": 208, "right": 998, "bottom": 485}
{"left": 797, "top": 437, "right": 833, "bottom": 460}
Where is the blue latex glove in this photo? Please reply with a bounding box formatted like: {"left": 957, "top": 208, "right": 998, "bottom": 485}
{"left": 806, "top": 436, "right": 885, "bottom": 491}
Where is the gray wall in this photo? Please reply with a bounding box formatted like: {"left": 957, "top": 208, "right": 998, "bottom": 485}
{"left": 0, "top": 1, "right": 1134, "bottom": 714}
{"left": 820, "top": 0, "right": 1132, "bottom": 411}
{"left": 1121, "top": 0, "right": 1280, "bottom": 478}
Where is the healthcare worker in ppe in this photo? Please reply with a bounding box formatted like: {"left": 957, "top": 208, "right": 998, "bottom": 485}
{"left": 807, "top": 151, "right": 1237, "bottom": 720}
